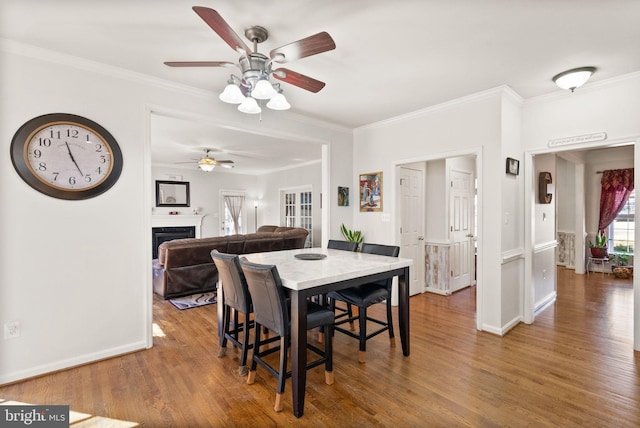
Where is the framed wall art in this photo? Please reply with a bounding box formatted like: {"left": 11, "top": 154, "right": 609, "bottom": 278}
{"left": 506, "top": 157, "right": 520, "bottom": 175}
{"left": 359, "top": 171, "right": 383, "bottom": 212}
{"left": 338, "top": 186, "right": 349, "bottom": 206}
{"left": 156, "top": 180, "right": 190, "bottom": 207}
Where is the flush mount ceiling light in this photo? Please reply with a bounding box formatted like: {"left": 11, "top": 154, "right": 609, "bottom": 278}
{"left": 164, "top": 7, "right": 336, "bottom": 115}
{"left": 552, "top": 67, "right": 596, "bottom": 92}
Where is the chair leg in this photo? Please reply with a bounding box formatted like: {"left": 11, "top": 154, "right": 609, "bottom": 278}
{"left": 325, "top": 323, "right": 334, "bottom": 385}
{"left": 239, "top": 312, "right": 250, "bottom": 376}
{"left": 274, "top": 393, "right": 284, "bottom": 413}
{"left": 386, "top": 296, "right": 396, "bottom": 348}
{"left": 275, "top": 336, "right": 288, "bottom": 412}
{"left": 218, "top": 304, "right": 230, "bottom": 357}
{"left": 232, "top": 309, "right": 239, "bottom": 345}
{"left": 246, "top": 323, "right": 261, "bottom": 385}
{"left": 347, "top": 303, "right": 355, "bottom": 331}
{"left": 358, "top": 306, "right": 367, "bottom": 363}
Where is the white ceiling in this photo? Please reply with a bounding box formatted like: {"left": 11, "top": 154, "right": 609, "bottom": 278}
{"left": 3, "top": 1, "right": 640, "bottom": 174}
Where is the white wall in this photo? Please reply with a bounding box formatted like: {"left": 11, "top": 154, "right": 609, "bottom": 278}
{"left": 256, "top": 162, "right": 322, "bottom": 245}
{"left": 0, "top": 42, "right": 352, "bottom": 384}
{"left": 425, "top": 160, "right": 446, "bottom": 241}
{"left": 354, "top": 89, "right": 506, "bottom": 332}
{"left": 523, "top": 72, "right": 640, "bottom": 349}
{"left": 533, "top": 153, "right": 557, "bottom": 310}
{"left": 557, "top": 157, "right": 576, "bottom": 233}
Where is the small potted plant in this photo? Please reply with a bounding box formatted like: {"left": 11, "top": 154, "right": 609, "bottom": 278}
{"left": 340, "top": 223, "right": 363, "bottom": 250}
{"left": 610, "top": 253, "right": 633, "bottom": 279}
{"left": 589, "top": 231, "right": 608, "bottom": 258}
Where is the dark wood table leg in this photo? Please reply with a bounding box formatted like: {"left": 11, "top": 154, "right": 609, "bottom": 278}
{"left": 398, "top": 267, "right": 410, "bottom": 356}
{"left": 290, "top": 290, "right": 308, "bottom": 418}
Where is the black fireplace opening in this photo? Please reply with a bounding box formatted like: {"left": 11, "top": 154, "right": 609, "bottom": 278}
{"left": 152, "top": 226, "right": 196, "bottom": 259}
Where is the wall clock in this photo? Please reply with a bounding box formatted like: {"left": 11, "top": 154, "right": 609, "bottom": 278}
{"left": 10, "top": 113, "right": 123, "bottom": 200}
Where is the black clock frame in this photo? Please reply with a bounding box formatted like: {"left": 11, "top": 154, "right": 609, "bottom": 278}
{"left": 10, "top": 113, "right": 123, "bottom": 200}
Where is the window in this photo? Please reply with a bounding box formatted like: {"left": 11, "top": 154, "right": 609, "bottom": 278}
{"left": 220, "top": 191, "right": 245, "bottom": 236}
{"left": 608, "top": 189, "right": 634, "bottom": 254}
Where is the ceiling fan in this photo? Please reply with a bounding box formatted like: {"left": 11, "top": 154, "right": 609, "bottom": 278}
{"left": 164, "top": 6, "right": 336, "bottom": 113}
{"left": 179, "top": 149, "right": 235, "bottom": 172}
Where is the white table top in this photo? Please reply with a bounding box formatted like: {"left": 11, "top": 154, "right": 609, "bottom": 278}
{"left": 243, "top": 247, "right": 412, "bottom": 291}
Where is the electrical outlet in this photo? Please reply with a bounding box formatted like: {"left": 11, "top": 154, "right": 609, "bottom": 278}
{"left": 4, "top": 321, "right": 20, "bottom": 339}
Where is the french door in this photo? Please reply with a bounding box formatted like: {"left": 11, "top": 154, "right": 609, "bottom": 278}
{"left": 282, "top": 186, "right": 313, "bottom": 247}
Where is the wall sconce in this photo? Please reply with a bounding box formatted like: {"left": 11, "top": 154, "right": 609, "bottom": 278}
{"left": 539, "top": 172, "right": 553, "bottom": 204}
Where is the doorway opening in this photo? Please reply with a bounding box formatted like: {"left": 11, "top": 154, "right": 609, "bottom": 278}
{"left": 396, "top": 150, "right": 481, "bottom": 330}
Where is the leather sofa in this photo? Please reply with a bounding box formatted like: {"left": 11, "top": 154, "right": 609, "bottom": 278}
{"left": 152, "top": 226, "right": 309, "bottom": 299}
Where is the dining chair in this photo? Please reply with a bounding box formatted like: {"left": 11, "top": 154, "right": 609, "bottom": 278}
{"left": 210, "top": 250, "right": 254, "bottom": 376}
{"left": 327, "top": 239, "right": 358, "bottom": 252}
{"left": 240, "top": 258, "right": 335, "bottom": 412}
{"left": 326, "top": 239, "right": 359, "bottom": 333}
{"left": 328, "top": 243, "right": 400, "bottom": 363}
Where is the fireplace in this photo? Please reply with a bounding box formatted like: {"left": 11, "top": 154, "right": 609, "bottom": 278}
{"left": 152, "top": 226, "right": 195, "bottom": 259}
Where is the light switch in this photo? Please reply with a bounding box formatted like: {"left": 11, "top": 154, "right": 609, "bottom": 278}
{"left": 504, "top": 212, "right": 509, "bottom": 225}
{"left": 381, "top": 213, "right": 391, "bottom": 222}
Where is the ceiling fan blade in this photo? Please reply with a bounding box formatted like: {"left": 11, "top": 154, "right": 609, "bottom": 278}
{"left": 269, "top": 32, "right": 336, "bottom": 63}
{"left": 273, "top": 68, "right": 326, "bottom": 93}
{"left": 192, "top": 6, "right": 251, "bottom": 55}
{"left": 213, "top": 160, "right": 235, "bottom": 169}
{"left": 164, "top": 61, "right": 235, "bottom": 67}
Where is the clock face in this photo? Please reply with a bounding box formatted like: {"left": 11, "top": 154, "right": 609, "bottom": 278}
{"left": 11, "top": 114, "right": 123, "bottom": 200}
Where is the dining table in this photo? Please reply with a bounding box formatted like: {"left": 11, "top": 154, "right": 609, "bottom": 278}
{"left": 239, "top": 247, "right": 412, "bottom": 418}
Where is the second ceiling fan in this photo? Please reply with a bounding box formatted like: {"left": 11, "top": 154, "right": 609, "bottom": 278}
{"left": 164, "top": 6, "right": 336, "bottom": 113}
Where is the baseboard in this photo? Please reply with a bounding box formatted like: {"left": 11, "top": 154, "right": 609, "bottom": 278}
{"left": 534, "top": 291, "right": 557, "bottom": 316}
{"left": 482, "top": 315, "right": 522, "bottom": 336}
{"left": 424, "top": 287, "right": 450, "bottom": 296}
{"left": 0, "top": 340, "right": 147, "bottom": 386}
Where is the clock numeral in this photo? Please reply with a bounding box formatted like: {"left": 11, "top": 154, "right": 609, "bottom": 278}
{"left": 67, "top": 129, "right": 79, "bottom": 138}
{"left": 95, "top": 144, "right": 103, "bottom": 152}
{"left": 95, "top": 166, "right": 102, "bottom": 174}
{"left": 49, "top": 130, "right": 61, "bottom": 139}
{"left": 33, "top": 149, "right": 42, "bottom": 158}
{"left": 85, "top": 174, "right": 92, "bottom": 183}
{"left": 99, "top": 155, "right": 106, "bottom": 164}
{"left": 38, "top": 137, "right": 52, "bottom": 147}
{"left": 69, "top": 176, "right": 76, "bottom": 185}
{"left": 37, "top": 162, "right": 47, "bottom": 171}
{"left": 52, "top": 172, "right": 59, "bottom": 181}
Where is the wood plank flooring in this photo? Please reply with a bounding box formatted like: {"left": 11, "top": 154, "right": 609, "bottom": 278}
{"left": 1, "top": 267, "right": 638, "bottom": 426}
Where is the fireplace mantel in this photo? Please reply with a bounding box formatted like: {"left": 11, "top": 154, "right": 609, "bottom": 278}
{"left": 152, "top": 215, "right": 204, "bottom": 238}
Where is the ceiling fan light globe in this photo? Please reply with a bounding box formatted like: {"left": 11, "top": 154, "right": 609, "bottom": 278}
{"left": 219, "top": 83, "right": 245, "bottom": 104}
{"left": 251, "top": 79, "right": 278, "bottom": 99}
{"left": 238, "top": 96, "right": 262, "bottom": 114}
{"left": 267, "top": 93, "right": 291, "bottom": 110}
{"left": 198, "top": 158, "right": 216, "bottom": 172}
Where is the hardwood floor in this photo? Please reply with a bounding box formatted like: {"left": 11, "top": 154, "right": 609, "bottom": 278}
{"left": 1, "top": 267, "right": 638, "bottom": 426}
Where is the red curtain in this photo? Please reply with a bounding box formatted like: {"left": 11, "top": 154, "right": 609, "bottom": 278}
{"left": 598, "top": 168, "right": 634, "bottom": 232}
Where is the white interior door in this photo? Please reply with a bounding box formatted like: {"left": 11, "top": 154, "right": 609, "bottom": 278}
{"left": 400, "top": 167, "right": 424, "bottom": 295}
{"left": 449, "top": 169, "right": 473, "bottom": 292}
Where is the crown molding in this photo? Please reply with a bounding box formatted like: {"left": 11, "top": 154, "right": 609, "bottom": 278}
{"left": 357, "top": 85, "right": 524, "bottom": 131}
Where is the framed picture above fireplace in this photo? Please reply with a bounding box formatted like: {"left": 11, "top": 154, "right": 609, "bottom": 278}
{"left": 156, "top": 180, "right": 190, "bottom": 207}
